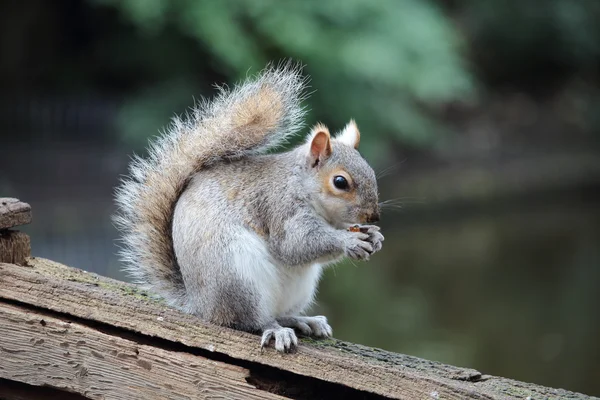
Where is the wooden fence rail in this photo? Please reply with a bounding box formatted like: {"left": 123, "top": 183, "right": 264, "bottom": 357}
{"left": 0, "top": 198, "right": 595, "bottom": 399}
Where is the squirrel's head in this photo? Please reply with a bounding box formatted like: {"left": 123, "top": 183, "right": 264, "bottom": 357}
{"left": 303, "top": 120, "right": 380, "bottom": 228}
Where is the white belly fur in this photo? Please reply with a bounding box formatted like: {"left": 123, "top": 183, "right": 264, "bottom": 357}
{"left": 230, "top": 228, "right": 323, "bottom": 320}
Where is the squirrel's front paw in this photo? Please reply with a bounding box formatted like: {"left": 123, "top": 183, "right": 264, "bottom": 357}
{"left": 360, "top": 225, "right": 384, "bottom": 253}
{"left": 343, "top": 231, "right": 373, "bottom": 260}
{"left": 261, "top": 327, "right": 298, "bottom": 353}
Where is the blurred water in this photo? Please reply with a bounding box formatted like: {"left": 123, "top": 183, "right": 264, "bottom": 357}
{"left": 316, "top": 195, "right": 600, "bottom": 394}
{"left": 1, "top": 141, "right": 598, "bottom": 396}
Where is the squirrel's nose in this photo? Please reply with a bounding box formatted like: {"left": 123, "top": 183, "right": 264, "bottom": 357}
{"left": 366, "top": 211, "right": 380, "bottom": 223}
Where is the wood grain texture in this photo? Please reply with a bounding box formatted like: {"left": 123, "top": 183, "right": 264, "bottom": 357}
{"left": 0, "top": 198, "right": 31, "bottom": 230}
{"left": 0, "top": 303, "right": 285, "bottom": 400}
{"left": 0, "top": 230, "right": 31, "bottom": 265}
{"left": 0, "top": 258, "right": 594, "bottom": 400}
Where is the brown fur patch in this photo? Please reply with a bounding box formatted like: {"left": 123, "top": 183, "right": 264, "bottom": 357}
{"left": 245, "top": 217, "right": 269, "bottom": 238}
{"left": 227, "top": 187, "right": 239, "bottom": 201}
{"left": 321, "top": 169, "right": 357, "bottom": 202}
{"left": 232, "top": 84, "right": 283, "bottom": 144}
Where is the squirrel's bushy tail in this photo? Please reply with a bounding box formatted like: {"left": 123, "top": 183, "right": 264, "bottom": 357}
{"left": 114, "top": 63, "right": 308, "bottom": 307}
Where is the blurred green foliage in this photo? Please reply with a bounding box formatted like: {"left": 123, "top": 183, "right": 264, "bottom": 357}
{"left": 459, "top": 0, "right": 600, "bottom": 85}
{"left": 92, "top": 0, "right": 474, "bottom": 157}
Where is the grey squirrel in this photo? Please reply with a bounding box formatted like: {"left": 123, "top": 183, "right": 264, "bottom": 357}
{"left": 114, "top": 63, "right": 384, "bottom": 352}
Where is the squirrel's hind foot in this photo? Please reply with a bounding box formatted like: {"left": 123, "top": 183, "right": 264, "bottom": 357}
{"left": 260, "top": 325, "right": 298, "bottom": 353}
{"left": 277, "top": 315, "right": 333, "bottom": 338}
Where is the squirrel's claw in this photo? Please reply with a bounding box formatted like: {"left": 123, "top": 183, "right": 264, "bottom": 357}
{"left": 261, "top": 327, "right": 298, "bottom": 353}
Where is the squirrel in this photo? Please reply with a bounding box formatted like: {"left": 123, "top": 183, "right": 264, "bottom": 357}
{"left": 114, "top": 63, "right": 384, "bottom": 352}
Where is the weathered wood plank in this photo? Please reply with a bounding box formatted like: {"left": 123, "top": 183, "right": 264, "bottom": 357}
{"left": 0, "top": 198, "right": 31, "bottom": 230}
{"left": 0, "top": 230, "right": 31, "bottom": 265}
{"left": 0, "top": 259, "right": 485, "bottom": 400}
{"left": 0, "top": 302, "right": 285, "bottom": 400}
{"left": 0, "top": 258, "right": 594, "bottom": 400}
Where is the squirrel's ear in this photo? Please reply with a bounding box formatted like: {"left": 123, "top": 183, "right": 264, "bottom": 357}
{"left": 308, "top": 123, "right": 332, "bottom": 168}
{"left": 336, "top": 119, "right": 360, "bottom": 149}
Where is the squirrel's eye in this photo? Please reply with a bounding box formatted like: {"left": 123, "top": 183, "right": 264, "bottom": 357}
{"left": 333, "top": 175, "right": 349, "bottom": 190}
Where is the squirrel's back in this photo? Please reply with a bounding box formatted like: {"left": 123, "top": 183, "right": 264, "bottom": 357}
{"left": 114, "top": 63, "right": 308, "bottom": 307}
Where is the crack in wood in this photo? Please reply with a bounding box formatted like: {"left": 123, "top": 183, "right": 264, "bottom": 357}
{"left": 0, "top": 377, "right": 89, "bottom": 400}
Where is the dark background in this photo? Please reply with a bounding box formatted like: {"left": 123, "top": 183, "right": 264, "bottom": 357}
{"left": 1, "top": 0, "right": 599, "bottom": 395}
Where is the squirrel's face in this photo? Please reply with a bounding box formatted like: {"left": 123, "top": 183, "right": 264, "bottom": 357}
{"left": 305, "top": 121, "right": 380, "bottom": 228}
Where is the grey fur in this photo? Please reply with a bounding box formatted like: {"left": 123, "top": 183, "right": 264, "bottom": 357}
{"left": 115, "top": 63, "right": 384, "bottom": 352}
